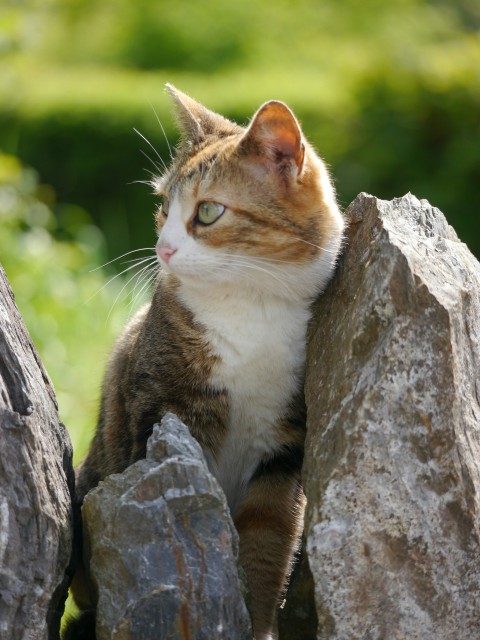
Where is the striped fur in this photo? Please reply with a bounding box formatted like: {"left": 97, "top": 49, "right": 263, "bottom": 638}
{"left": 71, "top": 86, "right": 345, "bottom": 640}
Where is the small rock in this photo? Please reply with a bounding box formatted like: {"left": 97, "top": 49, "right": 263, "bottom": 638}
{"left": 82, "top": 413, "right": 252, "bottom": 640}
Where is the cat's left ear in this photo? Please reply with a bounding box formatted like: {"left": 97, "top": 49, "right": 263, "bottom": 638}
{"left": 166, "top": 83, "right": 240, "bottom": 143}
{"left": 240, "top": 101, "right": 305, "bottom": 177}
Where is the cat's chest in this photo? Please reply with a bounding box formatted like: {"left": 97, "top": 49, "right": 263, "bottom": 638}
{"left": 179, "top": 285, "right": 309, "bottom": 510}
{"left": 182, "top": 287, "right": 308, "bottom": 401}
{"left": 209, "top": 311, "right": 304, "bottom": 411}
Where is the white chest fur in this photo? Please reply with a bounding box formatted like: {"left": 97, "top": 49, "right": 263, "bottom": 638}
{"left": 179, "top": 284, "right": 311, "bottom": 513}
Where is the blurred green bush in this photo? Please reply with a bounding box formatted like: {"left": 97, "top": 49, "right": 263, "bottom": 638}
{"left": 0, "top": 152, "right": 153, "bottom": 463}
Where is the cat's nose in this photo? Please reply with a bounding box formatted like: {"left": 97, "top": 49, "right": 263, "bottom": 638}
{"left": 156, "top": 242, "right": 177, "bottom": 264}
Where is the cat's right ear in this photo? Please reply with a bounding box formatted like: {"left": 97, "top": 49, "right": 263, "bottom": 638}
{"left": 166, "top": 84, "right": 239, "bottom": 143}
{"left": 239, "top": 100, "right": 305, "bottom": 180}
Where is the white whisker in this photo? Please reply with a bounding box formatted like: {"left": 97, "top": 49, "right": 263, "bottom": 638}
{"left": 218, "top": 252, "right": 293, "bottom": 265}
{"left": 134, "top": 128, "right": 168, "bottom": 172}
{"left": 294, "top": 237, "right": 338, "bottom": 255}
{"left": 128, "top": 179, "right": 153, "bottom": 187}
{"left": 131, "top": 260, "right": 157, "bottom": 296}
{"left": 130, "top": 262, "right": 155, "bottom": 299}
{"left": 150, "top": 102, "right": 174, "bottom": 161}
{"left": 141, "top": 167, "right": 160, "bottom": 182}
{"left": 140, "top": 149, "right": 164, "bottom": 175}
{"left": 86, "top": 256, "right": 157, "bottom": 304}
{"left": 107, "top": 272, "right": 140, "bottom": 322}
{"left": 130, "top": 265, "right": 159, "bottom": 312}
{"left": 221, "top": 264, "right": 265, "bottom": 289}
{"left": 120, "top": 255, "right": 157, "bottom": 268}
{"left": 90, "top": 248, "right": 156, "bottom": 273}
{"left": 106, "top": 259, "right": 157, "bottom": 321}
{"left": 223, "top": 257, "right": 293, "bottom": 293}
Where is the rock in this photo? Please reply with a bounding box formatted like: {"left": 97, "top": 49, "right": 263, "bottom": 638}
{"left": 304, "top": 193, "right": 480, "bottom": 639}
{"left": 82, "top": 412, "right": 252, "bottom": 640}
{"left": 0, "top": 266, "right": 74, "bottom": 640}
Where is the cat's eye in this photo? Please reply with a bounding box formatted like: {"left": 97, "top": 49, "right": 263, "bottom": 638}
{"left": 197, "top": 201, "right": 225, "bottom": 225}
{"left": 159, "top": 197, "right": 169, "bottom": 218}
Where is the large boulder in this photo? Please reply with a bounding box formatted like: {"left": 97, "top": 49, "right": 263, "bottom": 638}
{"left": 82, "top": 413, "right": 252, "bottom": 640}
{"left": 304, "top": 193, "right": 480, "bottom": 639}
{"left": 0, "top": 266, "right": 74, "bottom": 640}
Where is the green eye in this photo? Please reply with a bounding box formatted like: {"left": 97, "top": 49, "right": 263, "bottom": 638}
{"left": 197, "top": 202, "right": 225, "bottom": 225}
{"left": 160, "top": 197, "right": 169, "bottom": 217}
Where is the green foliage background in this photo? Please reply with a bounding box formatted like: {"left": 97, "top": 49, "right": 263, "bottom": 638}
{"left": 1, "top": 0, "right": 479, "bottom": 462}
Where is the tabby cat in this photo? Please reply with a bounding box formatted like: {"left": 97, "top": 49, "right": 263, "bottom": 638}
{"left": 70, "top": 85, "right": 345, "bottom": 640}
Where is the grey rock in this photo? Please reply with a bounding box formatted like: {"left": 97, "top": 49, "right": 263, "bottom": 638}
{"left": 0, "top": 266, "right": 74, "bottom": 640}
{"left": 82, "top": 413, "right": 252, "bottom": 640}
{"left": 304, "top": 193, "right": 480, "bottom": 639}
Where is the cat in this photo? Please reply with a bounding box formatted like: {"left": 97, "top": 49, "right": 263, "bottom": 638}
{"left": 68, "top": 84, "right": 345, "bottom": 640}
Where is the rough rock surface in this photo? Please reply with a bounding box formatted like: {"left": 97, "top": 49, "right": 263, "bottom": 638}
{"left": 304, "top": 193, "right": 480, "bottom": 639}
{"left": 0, "top": 266, "right": 74, "bottom": 640}
{"left": 82, "top": 412, "right": 252, "bottom": 640}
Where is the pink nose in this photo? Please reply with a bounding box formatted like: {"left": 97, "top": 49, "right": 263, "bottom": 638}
{"left": 156, "top": 243, "right": 177, "bottom": 264}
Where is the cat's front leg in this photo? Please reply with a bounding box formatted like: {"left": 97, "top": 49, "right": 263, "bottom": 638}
{"left": 234, "top": 464, "right": 305, "bottom": 640}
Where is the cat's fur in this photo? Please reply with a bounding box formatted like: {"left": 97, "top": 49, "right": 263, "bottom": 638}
{"left": 70, "top": 85, "right": 345, "bottom": 640}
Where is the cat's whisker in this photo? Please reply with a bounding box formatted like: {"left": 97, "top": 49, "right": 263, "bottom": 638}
{"left": 149, "top": 103, "right": 174, "bottom": 161}
{"left": 87, "top": 256, "right": 157, "bottom": 304}
{"left": 130, "top": 260, "right": 158, "bottom": 300}
{"left": 141, "top": 166, "right": 160, "bottom": 182}
{"left": 120, "top": 255, "right": 158, "bottom": 268}
{"left": 90, "top": 247, "right": 156, "bottom": 273}
{"left": 217, "top": 252, "right": 294, "bottom": 265}
{"left": 218, "top": 246, "right": 337, "bottom": 263}
{"left": 225, "top": 255, "right": 284, "bottom": 274}
{"left": 134, "top": 128, "right": 168, "bottom": 172}
{"left": 128, "top": 179, "right": 153, "bottom": 187}
{"left": 221, "top": 264, "right": 264, "bottom": 289}
{"left": 130, "top": 265, "right": 159, "bottom": 312}
{"left": 106, "top": 259, "right": 157, "bottom": 322}
{"left": 130, "top": 262, "right": 155, "bottom": 300}
{"left": 224, "top": 258, "right": 293, "bottom": 294}
{"left": 294, "top": 237, "right": 338, "bottom": 255}
{"left": 140, "top": 149, "right": 164, "bottom": 175}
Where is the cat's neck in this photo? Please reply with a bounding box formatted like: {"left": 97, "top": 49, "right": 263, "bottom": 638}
{"left": 176, "top": 277, "right": 313, "bottom": 330}
{"left": 175, "top": 276, "right": 312, "bottom": 371}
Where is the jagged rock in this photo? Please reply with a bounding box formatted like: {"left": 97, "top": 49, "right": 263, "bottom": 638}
{"left": 304, "top": 193, "right": 480, "bottom": 639}
{"left": 82, "top": 412, "right": 252, "bottom": 640}
{"left": 0, "top": 266, "right": 74, "bottom": 640}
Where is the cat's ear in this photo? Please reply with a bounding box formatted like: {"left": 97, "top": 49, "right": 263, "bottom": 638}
{"left": 166, "top": 83, "right": 240, "bottom": 142}
{"left": 240, "top": 101, "right": 305, "bottom": 177}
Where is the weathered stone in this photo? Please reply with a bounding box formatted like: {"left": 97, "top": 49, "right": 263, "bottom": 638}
{"left": 82, "top": 412, "right": 252, "bottom": 640}
{"left": 304, "top": 193, "right": 480, "bottom": 639}
{"left": 0, "top": 266, "right": 74, "bottom": 640}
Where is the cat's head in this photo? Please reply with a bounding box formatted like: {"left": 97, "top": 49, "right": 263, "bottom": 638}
{"left": 154, "top": 84, "right": 344, "bottom": 300}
